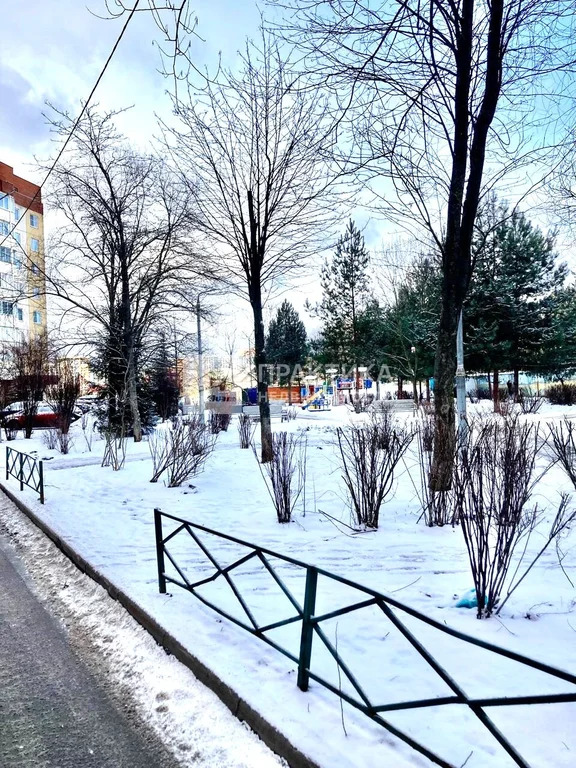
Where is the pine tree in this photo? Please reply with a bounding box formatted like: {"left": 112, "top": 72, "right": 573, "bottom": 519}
{"left": 314, "top": 220, "right": 370, "bottom": 379}
{"left": 265, "top": 301, "right": 308, "bottom": 403}
{"left": 465, "top": 199, "right": 567, "bottom": 398}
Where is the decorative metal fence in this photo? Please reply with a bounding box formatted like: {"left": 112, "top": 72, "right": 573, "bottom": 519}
{"left": 6, "top": 446, "right": 45, "bottom": 504}
{"left": 154, "top": 508, "right": 576, "bottom": 768}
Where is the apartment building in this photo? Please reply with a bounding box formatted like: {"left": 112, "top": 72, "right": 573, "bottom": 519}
{"left": 0, "top": 162, "right": 47, "bottom": 347}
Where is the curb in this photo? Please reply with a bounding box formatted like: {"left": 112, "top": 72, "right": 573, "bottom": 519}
{"left": 0, "top": 481, "right": 321, "bottom": 768}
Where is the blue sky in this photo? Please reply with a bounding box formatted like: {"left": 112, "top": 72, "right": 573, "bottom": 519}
{"left": 0, "top": 0, "right": 262, "bottom": 177}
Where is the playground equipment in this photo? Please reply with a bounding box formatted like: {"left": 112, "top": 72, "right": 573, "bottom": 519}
{"left": 301, "top": 390, "right": 332, "bottom": 412}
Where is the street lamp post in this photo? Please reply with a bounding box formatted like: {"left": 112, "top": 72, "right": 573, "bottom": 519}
{"left": 455, "top": 310, "right": 468, "bottom": 443}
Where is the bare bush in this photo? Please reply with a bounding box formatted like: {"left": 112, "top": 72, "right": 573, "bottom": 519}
{"left": 256, "top": 431, "right": 307, "bottom": 523}
{"left": 42, "top": 429, "right": 59, "bottom": 450}
{"left": 45, "top": 361, "right": 81, "bottom": 434}
{"left": 57, "top": 430, "right": 74, "bottom": 455}
{"left": 81, "top": 412, "right": 95, "bottom": 451}
{"left": 518, "top": 391, "right": 544, "bottom": 415}
{"left": 238, "top": 414, "right": 255, "bottom": 449}
{"left": 102, "top": 428, "right": 127, "bottom": 471}
{"left": 209, "top": 411, "right": 232, "bottom": 434}
{"left": 148, "top": 429, "right": 171, "bottom": 483}
{"left": 548, "top": 419, "right": 576, "bottom": 489}
{"left": 414, "top": 413, "right": 457, "bottom": 527}
{"left": 164, "top": 416, "right": 217, "bottom": 487}
{"left": 455, "top": 417, "right": 573, "bottom": 617}
{"left": 336, "top": 419, "right": 413, "bottom": 529}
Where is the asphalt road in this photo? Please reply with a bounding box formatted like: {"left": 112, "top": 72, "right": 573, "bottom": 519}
{"left": 0, "top": 533, "right": 177, "bottom": 768}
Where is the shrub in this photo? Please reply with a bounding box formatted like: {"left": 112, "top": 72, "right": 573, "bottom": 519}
{"left": 545, "top": 382, "right": 576, "bottom": 406}
{"left": 455, "top": 416, "right": 575, "bottom": 617}
{"left": 257, "top": 431, "right": 307, "bottom": 523}
{"left": 415, "top": 413, "right": 457, "bottom": 527}
{"left": 336, "top": 417, "right": 413, "bottom": 529}
{"left": 148, "top": 416, "right": 217, "bottom": 486}
{"left": 209, "top": 411, "right": 232, "bottom": 434}
{"left": 238, "top": 414, "right": 255, "bottom": 449}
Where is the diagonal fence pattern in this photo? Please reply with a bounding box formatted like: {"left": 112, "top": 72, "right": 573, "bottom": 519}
{"left": 6, "top": 446, "right": 44, "bottom": 504}
{"left": 154, "top": 508, "right": 576, "bottom": 768}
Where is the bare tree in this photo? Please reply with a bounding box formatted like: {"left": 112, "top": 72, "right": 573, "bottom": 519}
{"left": 45, "top": 107, "right": 203, "bottom": 441}
{"left": 11, "top": 335, "right": 50, "bottom": 439}
{"left": 270, "top": 0, "right": 576, "bottom": 487}
{"left": 45, "top": 359, "right": 81, "bottom": 435}
{"left": 163, "top": 33, "right": 342, "bottom": 461}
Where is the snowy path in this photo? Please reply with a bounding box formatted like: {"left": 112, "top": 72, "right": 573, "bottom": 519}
{"left": 0, "top": 494, "right": 286, "bottom": 768}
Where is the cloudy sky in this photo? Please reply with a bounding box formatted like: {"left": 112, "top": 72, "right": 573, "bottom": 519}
{"left": 0, "top": 0, "right": 264, "bottom": 177}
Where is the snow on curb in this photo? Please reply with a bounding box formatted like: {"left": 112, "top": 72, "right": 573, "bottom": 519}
{"left": 0, "top": 481, "right": 318, "bottom": 768}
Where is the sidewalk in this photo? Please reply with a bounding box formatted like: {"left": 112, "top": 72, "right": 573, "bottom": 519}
{"left": 0, "top": 529, "right": 177, "bottom": 768}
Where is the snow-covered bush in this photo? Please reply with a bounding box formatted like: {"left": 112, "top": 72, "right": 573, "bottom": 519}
{"left": 257, "top": 431, "right": 306, "bottom": 523}
{"left": 456, "top": 417, "right": 575, "bottom": 617}
{"left": 57, "top": 430, "right": 74, "bottom": 455}
{"left": 336, "top": 418, "right": 413, "bottom": 529}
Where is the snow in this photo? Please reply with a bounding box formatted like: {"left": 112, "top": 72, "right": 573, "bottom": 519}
{"left": 1, "top": 403, "right": 575, "bottom": 768}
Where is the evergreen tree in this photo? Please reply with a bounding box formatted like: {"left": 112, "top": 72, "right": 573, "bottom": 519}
{"left": 148, "top": 333, "right": 180, "bottom": 421}
{"left": 265, "top": 301, "right": 308, "bottom": 402}
{"left": 313, "top": 220, "right": 370, "bottom": 378}
{"left": 465, "top": 199, "right": 567, "bottom": 396}
{"left": 383, "top": 257, "right": 440, "bottom": 399}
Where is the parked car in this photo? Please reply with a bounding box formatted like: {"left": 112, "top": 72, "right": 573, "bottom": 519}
{"left": 0, "top": 401, "right": 81, "bottom": 430}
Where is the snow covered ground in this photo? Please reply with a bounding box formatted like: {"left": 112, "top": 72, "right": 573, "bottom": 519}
{"left": 1, "top": 403, "right": 575, "bottom": 768}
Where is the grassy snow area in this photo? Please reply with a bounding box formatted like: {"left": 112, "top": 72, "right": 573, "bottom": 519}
{"left": 1, "top": 403, "right": 575, "bottom": 768}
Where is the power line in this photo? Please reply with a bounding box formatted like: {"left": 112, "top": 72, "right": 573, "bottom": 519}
{"left": 0, "top": 0, "right": 142, "bottom": 251}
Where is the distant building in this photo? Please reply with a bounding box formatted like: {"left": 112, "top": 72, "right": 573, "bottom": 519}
{"left": 0, "top": 162, "right": 47, "bottom": 347}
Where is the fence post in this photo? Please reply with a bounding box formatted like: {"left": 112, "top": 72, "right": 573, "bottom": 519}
{"left": 19, "top": 452, "right": 24, "bottom": 492}
{"left": 154, "top": 508, "right": 167, "bottom": 594}
{"left": 5, "top": 446, "right": 8, "bottom": 481}
{"left": 297, "top": 566, "right": 318, "bottom": 692}
{"left": 38, "top": 460, "right": 44, "bottom": 504}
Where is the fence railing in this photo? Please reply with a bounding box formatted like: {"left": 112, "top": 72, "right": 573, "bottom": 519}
{"left": 6, "top": 446, "right": 44, "bottom": 504}
{"left": 154, "top": 508, "right": 576, "bottom": 768}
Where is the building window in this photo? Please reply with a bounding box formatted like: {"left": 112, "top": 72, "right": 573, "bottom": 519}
{"left": 17, "top": 307, "right": 23, "bottom": 322}
{"left": 33, "top": 287, "right": 40, "bottom": 297}
{"left": 1, "top": 301, "right": 13, "bottom": 316}
{"left": 13, "top": 254, "right": 22, "bottom": 269}
{"left": 31, "top": 238, "right": 39, "bottom": 252}
{"left": 0, "top": 221, "right": 9, "bottom": 236}
{"left": 0, "top": 246, "right": 12, "bottom": 263}
{"left": 14, "top": 232, "right": 21, "bottom": 244}
{"left": 33, "top": 310, "right": 42, "bottom": 324}
{"left": 14, "top": 206, "right": 20, "bottom": 219}
{"left": 0, "top": 195, "right": 10, "bottom": 211}
{"left": 30, "top": 214, "right": 39, "bottom": 228}
{"left": 31, "top": 262, "right": 39, "bottom": 274}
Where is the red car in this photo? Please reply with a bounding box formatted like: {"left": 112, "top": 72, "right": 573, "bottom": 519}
{"left": 1, "top": 401, "right": 81, "bottom": 430}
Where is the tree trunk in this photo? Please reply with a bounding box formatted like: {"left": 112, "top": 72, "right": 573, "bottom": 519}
{"left": 493, "top": 369, "right": 500, "bottom": 413}
{"left": 430, "top": 316, "right": 458, "bottom": 491}
{"left": 397, "top": 376, "right": 402, "bottom": 399}
{"left": 252, "top": 291, "right": 273, "bottom": 462}
{"left": 513, "top": 368, "right": 520, "bottom": 401}
{"left": 412, "top": 377, "right": 418, "bottom": 404}
{"left": 127, "top": 357, "right": 142, "bottom": 442}
{"left": 425, "top": 377, "right": 430, "bottom": 402}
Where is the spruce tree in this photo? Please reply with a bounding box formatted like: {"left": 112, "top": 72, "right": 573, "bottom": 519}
{"left": 265, "top": 301, "right": 308, "bottom": 403}
{"left": 314, "top": 220, "right": 370, "bottom": 379}
{"left": 465, "top": 199, "right": 567, "bottom": 398}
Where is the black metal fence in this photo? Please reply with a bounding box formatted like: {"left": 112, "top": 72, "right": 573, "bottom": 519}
{"left": 154, "top": 508, "right": 576, "bottom": 768}
{"left": 6, "top": 446, "right": 44, "bottom": 504}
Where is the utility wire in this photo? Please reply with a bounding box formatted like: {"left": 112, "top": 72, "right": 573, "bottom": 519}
{"left": 0, "top": 0, "right": 142, "bottom": 252}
